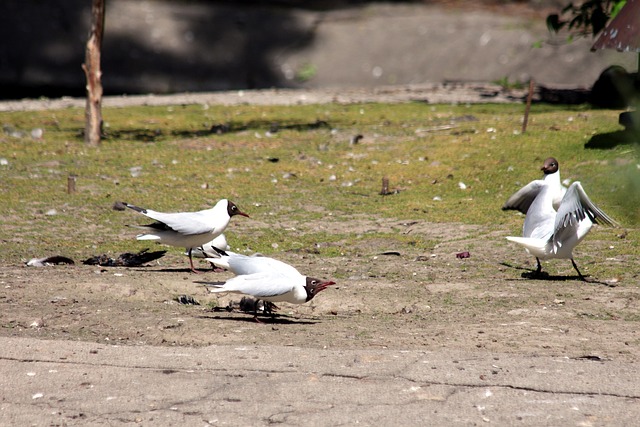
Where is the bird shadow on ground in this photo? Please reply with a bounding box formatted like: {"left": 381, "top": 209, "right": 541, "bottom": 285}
{"left": 500, "top": 262, "right": 615, "bottom": 287}
{"left": 195, "top": 312, "right": 321, "bottom": 325}
{"left": 193, "top": 280, "right": 226, "bottom": 286}
{"left": 134, "top": 267, "right": 215, "bottom": 274}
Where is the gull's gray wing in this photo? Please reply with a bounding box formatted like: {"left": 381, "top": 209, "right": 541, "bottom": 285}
{"left": 141, "top": 209, "right": 216, "bottom": 236}
{"left": 502, "top": 180, "right": 545, "bottom": 214}
{"left": 554, "top": 181, "right": 618, "bottom": 233}
{"left": 550, "top": 181, "right": 618, "bottom": 250}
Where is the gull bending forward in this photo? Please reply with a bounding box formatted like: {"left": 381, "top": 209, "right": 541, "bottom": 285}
{"left": 203, "top": 251, "right": 335, "bottom": 320}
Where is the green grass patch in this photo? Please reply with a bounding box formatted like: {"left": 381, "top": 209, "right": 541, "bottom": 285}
{"left": 1, "top": 102, "right": 638, "bottom": 265}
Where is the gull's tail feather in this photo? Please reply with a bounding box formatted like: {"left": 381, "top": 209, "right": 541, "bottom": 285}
{"left": 135, "top": 233, "right": 161, "bottom": 241}
{"left": 207, "top": 284, "right": 227, "bottom": 293}
{"left": 205, "top": 255, "right": 230, "bottom": 270}
{"left": 506, "top": 236, "right": 549, "bottom": 259}
{"left": 195, "top": 280, "right": 228, "bottom": 292}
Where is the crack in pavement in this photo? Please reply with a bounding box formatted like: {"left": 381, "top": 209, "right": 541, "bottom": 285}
{"left": 3, "top": 337, "right": 640, "bottom": 425}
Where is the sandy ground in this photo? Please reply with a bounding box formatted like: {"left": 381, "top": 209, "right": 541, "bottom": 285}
{"left": 2, "top": 216, "right": 637, "bottom": 357}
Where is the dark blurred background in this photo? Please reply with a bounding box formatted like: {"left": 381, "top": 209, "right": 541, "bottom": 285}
{"left": 0, "top": 0, "right": 634, "bottom": 100}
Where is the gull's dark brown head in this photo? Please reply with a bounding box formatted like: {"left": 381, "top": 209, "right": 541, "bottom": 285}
{"left": 227, "top": 200, "right": 250, "bottom": 218}
{"left": 541, "top": 157, "right": 559, "bottom": 175}
{"left": 304, "top": 277, "right": 336, "bottom": 302}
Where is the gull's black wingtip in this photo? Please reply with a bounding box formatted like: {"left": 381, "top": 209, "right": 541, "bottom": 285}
{"left": 212, "top": 246, "right": 229, "bottom": 257}
{"left": 120, "top": 202, "right": 147, "bottom": 214}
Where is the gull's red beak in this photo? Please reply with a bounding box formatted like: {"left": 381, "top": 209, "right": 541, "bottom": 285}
{"left": 317, "top": 280, "right": 336, "bottom": 293}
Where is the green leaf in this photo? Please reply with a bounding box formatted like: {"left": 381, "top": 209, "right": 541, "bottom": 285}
{"left": 611, "top": 0, "right": 627, "bottom": 19}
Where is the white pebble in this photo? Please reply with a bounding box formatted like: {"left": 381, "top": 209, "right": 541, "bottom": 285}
{"left": 31, "top": 128, "right": 44, "bottom": 139}
{"left": 129, "top": 166, "right": 142, "bottom": 177}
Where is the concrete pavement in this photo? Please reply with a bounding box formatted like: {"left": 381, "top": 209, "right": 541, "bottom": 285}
{"left": 2, "top": 336, "right": 639, "bottom": 426}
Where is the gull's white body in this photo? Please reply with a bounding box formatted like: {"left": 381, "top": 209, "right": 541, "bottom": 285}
{"left": 209, "top": 252, "right": 300, "bottom": 276}
{"left": 205, "top": 252, "right": 311, "bottom": 304}
{"left": 132, "top": 199, "right": 234, "bottom": 249}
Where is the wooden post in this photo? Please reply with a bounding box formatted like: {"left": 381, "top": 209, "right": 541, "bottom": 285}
{"left": 380, "top": 177, "right": 390, "bottom": 196}
{"left": 67, "top": 174, "right": 77, "bottom": 194}
{"left": 522, "top": 79, "right": 535, "bottom": 134}
{"left": 82, "top": 0, "right": 106, "bottom": 146}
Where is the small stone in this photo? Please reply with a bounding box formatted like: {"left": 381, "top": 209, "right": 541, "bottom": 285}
{"left": 129, "top": 166, "right": 142, "bottom": 177}
{"left": 31, "top": 128, "right": 44, "bottom": 139}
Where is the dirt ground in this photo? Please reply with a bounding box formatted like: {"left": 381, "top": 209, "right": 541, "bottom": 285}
{"left": 2, "top": 216, "right": 637, "bottom": 363}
